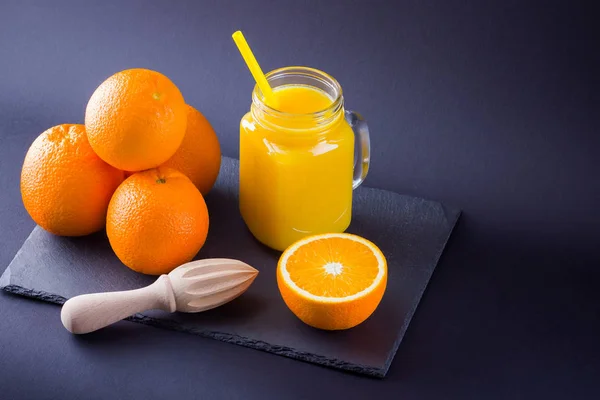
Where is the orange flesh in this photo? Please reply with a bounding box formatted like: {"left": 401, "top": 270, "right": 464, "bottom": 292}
{"left": 285, "top": 237, "right": 380, "bottom": 297}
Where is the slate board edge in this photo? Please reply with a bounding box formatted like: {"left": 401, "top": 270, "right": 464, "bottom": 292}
{"left": 0, "top": 227, "right": 37, "bottom": 288}
{"left": 0, "top": 282, "right": 386, "bottom": 378}
{"left": 381, "top": 209, "right": 463, "bottom": 374}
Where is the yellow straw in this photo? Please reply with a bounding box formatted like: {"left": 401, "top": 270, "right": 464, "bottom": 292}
{"left": 232, "top": 30, "right": 277, "bottom": 106}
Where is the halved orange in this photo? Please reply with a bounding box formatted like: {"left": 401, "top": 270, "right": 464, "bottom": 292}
{"left": 276, "top": 233, "right": 387, "bottom": 330}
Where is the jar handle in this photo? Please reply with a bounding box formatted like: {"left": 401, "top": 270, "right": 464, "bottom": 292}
{"left": 346, "top": 110, "right": 371, "bottom": 189}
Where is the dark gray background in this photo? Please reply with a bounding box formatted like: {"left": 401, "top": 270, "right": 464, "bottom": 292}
{"left": 0, "top": 0, "right": 598, "bottom": 399}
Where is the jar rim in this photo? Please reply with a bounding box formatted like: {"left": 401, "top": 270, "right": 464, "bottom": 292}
{"left": 251, "top": 66, "right": 344, "bottom": 118}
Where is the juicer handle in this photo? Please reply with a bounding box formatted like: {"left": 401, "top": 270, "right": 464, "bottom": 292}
{"left": 60, "top": 275, "right": 177, "bottom": 334}
{"left": 346, "top": 110, "right": 371, "bottom": 189}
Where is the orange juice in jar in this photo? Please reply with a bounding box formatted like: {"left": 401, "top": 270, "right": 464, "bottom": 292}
{"left": 239, "top": 67, "right": 370, "bottom": 251}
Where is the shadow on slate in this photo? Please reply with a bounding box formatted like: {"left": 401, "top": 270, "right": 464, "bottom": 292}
{"left": 0, "top": 157, "right": 460, "bottom": 378}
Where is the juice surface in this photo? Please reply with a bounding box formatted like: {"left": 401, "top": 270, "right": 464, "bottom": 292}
{"left": 239, "top": 84, "right": 355, "bottom": 251}
{"left": 266, "top": 84, "right": 333, "bottom": 113}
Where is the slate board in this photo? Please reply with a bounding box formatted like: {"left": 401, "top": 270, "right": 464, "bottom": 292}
{"left": 0, "top": 156, "right": 460, "bottom": 378}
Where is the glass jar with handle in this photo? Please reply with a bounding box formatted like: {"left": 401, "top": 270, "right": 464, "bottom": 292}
{"left": 239, "top": 66, "right": 370, "bottom": 251}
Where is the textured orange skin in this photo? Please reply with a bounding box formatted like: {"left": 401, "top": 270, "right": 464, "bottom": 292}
{"left": 277, "top": 268, "right": 386, "bottom": 330}
{"left": 160, "top": 104, "right": 221, "bottom": 195}
{"left": 106, "top": 167, "right": 209, "bottom": 275}
{"left": 276, "top": 238, "right": 387, "bottom": 331}
{"left": 20, "top": 124, "right": 125, "bottom": 236}
{"left": 85, "top": 68, "right": 187, "bottom": 171}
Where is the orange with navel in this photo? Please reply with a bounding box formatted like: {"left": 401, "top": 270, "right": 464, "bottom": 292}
{"left": 85, "top": 68, "right": 187, "bottom": 172}
{"left": 106, "top": 167, "right": 209, "bottom": 275}
{"left": 20, "top": 124, "right": 125, "bottom": 236}
{"left": 160, "top": 104, "right": 221, "bottom": 195}
{"left": 277, "top": 233, "right": 387, "bottom": 330}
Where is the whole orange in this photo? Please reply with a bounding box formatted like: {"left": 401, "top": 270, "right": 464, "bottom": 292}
{"left": 20, "top": 124, "right": 125, "bottom": 236}
{"left": 85, "top": 68, "right": 187, "bottom": 172}
{"left": 106, "top": 167, "right": 209, "bottom": 275}
{"left": 160, "top": 104, "right": 221, "bottom": 195}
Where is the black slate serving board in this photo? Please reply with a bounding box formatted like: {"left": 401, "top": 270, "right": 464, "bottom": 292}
{"left": 1, "top": 157, "right": 460, "bottom": 377}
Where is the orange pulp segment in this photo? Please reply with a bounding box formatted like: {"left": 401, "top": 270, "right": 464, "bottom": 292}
{"left": 277, "top": 233, "right": 387, "bottom": 330}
